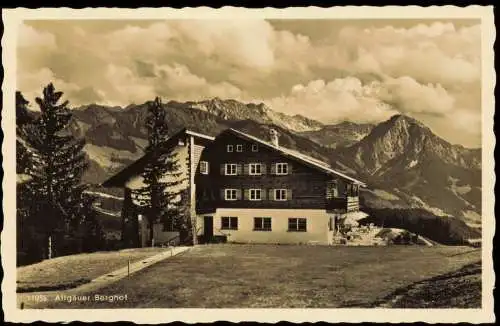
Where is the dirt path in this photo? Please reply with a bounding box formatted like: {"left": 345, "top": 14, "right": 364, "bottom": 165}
{"left": 17, "top": 246, "right": 190, "bottom": 309}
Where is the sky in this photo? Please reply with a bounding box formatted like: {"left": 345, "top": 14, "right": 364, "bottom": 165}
{"left": 17, "top": 19, "right": 482, "bottom": 147}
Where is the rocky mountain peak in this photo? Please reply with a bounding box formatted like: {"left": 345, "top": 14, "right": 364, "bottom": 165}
{"left": 343, "top": 114, "right": 480, "bottom": 174}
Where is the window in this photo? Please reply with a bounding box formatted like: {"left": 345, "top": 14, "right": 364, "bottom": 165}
{"left": 249, "top": 163, "right": 262, "bottom": 175}
{"left": 225, "top": 164, "right": 237, "bottom": 175}
{"left": 276, "top": 163, "right": 288, "bottom": 175}
{"left": 236, "top": 144, "right": 243, "bottom": 152}
{"left": 288, "top": 218, "right": 307, "bottom": 232}
{"left": 326, "top": 180, "right": 338, "bottom": 198}
{"left": 200, "top": 161, "right": 209, "bottom": 174}
{"left": 274, "top": 189, "right": 288, "bottom": 201}
{"left": 227, "top": 145, "right": 234, "bottom": 152}
{"left": 163, "top": 218, "right": 176, "bottom": 232}
{"left": 345, "top": 183, "right": 359, "bottom": 197}
{"left": 249, "top": 189, "right": 262, "bottom": 201}
{"left": 221, "top": 217, "right": 238, "bottom": 230}
{"left": 254, "top": 217, "right": 272, "bottom": 231}
{"left": 252, "top": 144, "right": 259, "bottom": 152}
{"left": 224, "top": 189, "right": 238, "bottom": 201}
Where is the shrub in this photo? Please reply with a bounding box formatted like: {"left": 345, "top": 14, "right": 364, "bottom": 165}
{"left": 359, "top": 208, "right": 480, "bottom": 245}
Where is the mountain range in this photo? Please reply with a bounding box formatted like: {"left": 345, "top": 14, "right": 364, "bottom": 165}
{"left": 22, "top": 97, "right": 482, "bottom": 230}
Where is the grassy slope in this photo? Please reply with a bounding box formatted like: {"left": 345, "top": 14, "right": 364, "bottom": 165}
{"left": 17, "top": 248, "right": 167, "bottom": 292}
{"left": 376, "top": 262, "right": 481, "bottom": 308}
{"left": 39, "top": 244, "right": 480, "bottom": 308}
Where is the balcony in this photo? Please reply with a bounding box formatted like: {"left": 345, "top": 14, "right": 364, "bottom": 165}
{"left": 326, "top": 196, "right": 359, "bottom": 213}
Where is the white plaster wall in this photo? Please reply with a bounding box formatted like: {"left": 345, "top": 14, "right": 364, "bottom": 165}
{"left": 201, "top": 208, "right": 332, "bottom": 245}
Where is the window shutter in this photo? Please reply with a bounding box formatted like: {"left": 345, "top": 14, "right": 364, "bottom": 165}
{"left": 287, "top": 189, "right": 293, "bottom": 200}
{"left": 288, "top": 163, "right": 293, "bottom": 174}
{"left": 220, "top": 164, "right": 225, "bottom": 175}
{"left": 270, "top": 164, "right": 276, "bottom": 175}
{"left": 206, "top": 162, "right": 210, "bottom": 174}
{"left": 269, "top": 189, "right": 275, "bottom": 201}
{"left": 243, "top": 164, "right": 250, "bottom": 175}
{"left": 220, "top": 189, "right": 225, "bottom": 200}
{"left": 236, "top": 164, "right": 243, "bottom": 175}
{"left": 261, "top": 163, "right": 267, "bottom": 175}
{"left": 236, "top": 189, "right": 242, "bottom": 200}
{"left": 244, "top": 189, "right": 250, "bottom": 200}
{"left": 261, "top": 189, "right": 267, "bottom": 200}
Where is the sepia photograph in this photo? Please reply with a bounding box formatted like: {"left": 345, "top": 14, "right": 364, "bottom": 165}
{"left": 1, "top": 6, "right": 495, "bottom": 323}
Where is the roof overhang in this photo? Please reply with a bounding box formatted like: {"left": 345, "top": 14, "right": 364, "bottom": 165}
{"left": 101, "top": 128, "right": 213, "bottom": 188}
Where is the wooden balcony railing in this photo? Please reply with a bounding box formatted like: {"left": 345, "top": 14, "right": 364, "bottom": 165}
{"left": 326, "top": 196, "right": 359, "bottom": 212}
{"left": 196, "top": 196, "right": 360, "bottom": 214}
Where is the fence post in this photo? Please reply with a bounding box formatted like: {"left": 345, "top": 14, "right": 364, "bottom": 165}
{"left": 48, "top": 236, "right": 52, "bottom": 259}
{"left": 128, "top": 259, "right": 130, "bottom": 277}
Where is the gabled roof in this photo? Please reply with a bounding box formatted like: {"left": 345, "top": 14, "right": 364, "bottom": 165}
{"left": 226, "top": 128, "right": 366, "bottom": 186}
{"left": 101, "top": 128, "right": 213, "bottom": 187}
{"left": 184, "top": 129, "right": 215, "bottom": 141}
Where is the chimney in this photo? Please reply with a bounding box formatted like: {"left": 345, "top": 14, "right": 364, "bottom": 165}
{"left": 270, "top": 129, "right": 279, "bottom": 147}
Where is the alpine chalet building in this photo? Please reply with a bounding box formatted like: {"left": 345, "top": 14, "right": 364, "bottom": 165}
{"left": 102, "top": 127, "right": 366, "bottom": 246}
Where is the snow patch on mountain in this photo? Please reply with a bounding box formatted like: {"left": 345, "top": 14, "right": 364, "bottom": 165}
{"left": 408, "top": 160, "right": 418, "bottom": 168}
{"left": 75, "top": 121, "right": 91, "bottom": 134}
{"left": 410, "top": 195, "right": 451, "bottom": 217}
{"left": 448, "top": 176, "right": 472, "bottom": 195}
{"left": 371, "top": 189, "right": 401, "bottom": 201}
{"left": 462, "top": 210, "right": 481, "bottom": 229}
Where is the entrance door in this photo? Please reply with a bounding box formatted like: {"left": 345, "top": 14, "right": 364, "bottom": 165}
{"left": 204, "top": 216, "right": 213, "bottom": 243}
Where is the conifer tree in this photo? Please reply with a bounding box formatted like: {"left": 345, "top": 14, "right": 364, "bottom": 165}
{"left": 16, "top": 91, "right": 34, "bottom": 175}
{"left": 134, "top": 97, "right": 184, "bottom": 246}
{"left": 21, "top": 83, "right": 89, "bottom": 258}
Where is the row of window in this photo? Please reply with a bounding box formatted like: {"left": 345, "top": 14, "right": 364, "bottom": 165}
{"left": 224, "top": 188, "right": 291, "bottom": 201}
{"left": 226, "top": 144, "right": 259, "bottom": 153}
{"left": 200, "top": 162, "right": 289, "bottom": 175}
{"left": 220, "top": 216, "right": 307, "bottom": 232}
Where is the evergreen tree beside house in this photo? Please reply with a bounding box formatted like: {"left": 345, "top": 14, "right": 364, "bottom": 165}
{"left": 132, "top": 97, "right": 189, "bottom": 246}
{"left": 17, "top": 83, "right": 95, "bottom": 260}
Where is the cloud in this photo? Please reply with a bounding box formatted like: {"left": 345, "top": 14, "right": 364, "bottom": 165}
{"left": 413, "top": 109, "right": 481, "bottom": 148}
{"left": 378, "top": 76, "right": 455, "bottom": 116}
{"left": 315, "top": 23, "right": 481, "bottom": 87}
{"left": 17, "top": 67, "right": 80, "bottom": 107}
{"left": 71, "top": 86, "right": 105, "bottom": 104}
{"left": 16, "top": 19, "right": 481, "bottom": 147}
{"left": 153, "top": 63, "right": 243, "bottom": 100}
{"left": 103, "top": 64, "right": 157, "bottom": 105}
{"left": 449, "top": 109, "right": 481, "bottom": 137}
{"left": 18, "top": 24, "right": 57, "bottom": 49}
{"left": 173, "top": 20, "right": 277, "bottom": 69}
{"left": 266, "top": 77, "right": 398, "bottom": 124}
{"left": 135, "top": 60, "right": 157, "bottom": 78}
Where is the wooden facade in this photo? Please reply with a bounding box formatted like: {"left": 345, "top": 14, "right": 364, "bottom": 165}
{"left": 195, "top": 130, "right": 362, "bottom": 215}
